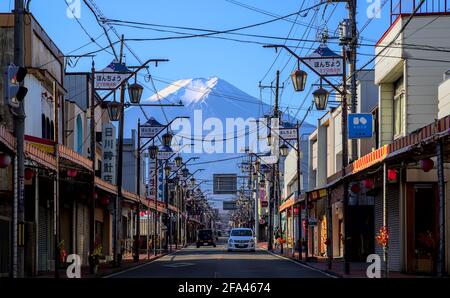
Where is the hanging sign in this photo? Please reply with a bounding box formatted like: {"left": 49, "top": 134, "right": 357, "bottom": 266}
{"left": 303, "top": 46, "right": 343, "bottom": 77}
{"left": 279, "top": 128, "right": 298, "bottom": 140}
{"left": 95, "top": 60, "right": 132, "bottom": 90}
{"left": 140, "top": 125, "right": 165, "bottom": 138}
{"left": 157, "top": 150, "right": 173, "bottom": 160}
{"left": 260, "top": 155, "right": 278, "bottom": 165}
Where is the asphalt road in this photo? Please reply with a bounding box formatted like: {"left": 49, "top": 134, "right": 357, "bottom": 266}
{"left": 108, "top": 242, "right": 330, "bottom": 278}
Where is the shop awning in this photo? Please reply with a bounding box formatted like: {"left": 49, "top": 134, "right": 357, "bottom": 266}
{"left": 308, "top": 187, "right": 328, "bottom": 202}
{"left": 94, "top": 176, "right": 118, "bottom": 195}
{"left": 58, "top": 144, "right": 93, "bottom": 171}
{"left": 0, "top": 125, "right": 15, "bottom": 151}
{"left": 279, "top": 196, "right": 295, "bottom": 212}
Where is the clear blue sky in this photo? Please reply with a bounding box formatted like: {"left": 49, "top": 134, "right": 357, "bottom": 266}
{"left": 1, "top": 0, "right": 391, "bottom": 123}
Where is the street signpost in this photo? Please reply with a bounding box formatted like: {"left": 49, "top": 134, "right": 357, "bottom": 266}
{"left": 348, "top": 113, "right": 373, "bottom": 139}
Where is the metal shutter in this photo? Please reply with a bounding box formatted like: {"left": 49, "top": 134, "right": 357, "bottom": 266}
{"left": 76, "top": 203, "right": 90, "bottom": 266}
{"left": 374, "top": 184, "right": 401, "bottom": 271}
{"left": 38, "top": 207, "right": 49, "bottom": 272}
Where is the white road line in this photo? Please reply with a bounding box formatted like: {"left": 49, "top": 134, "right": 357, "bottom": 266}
{"left": 260, "top": 248, "right": 338, "bottom": 278}
{"left": 103, "top": 249, "right": 183, "bottom": 278}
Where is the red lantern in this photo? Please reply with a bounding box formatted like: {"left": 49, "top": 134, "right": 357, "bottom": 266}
{"left": 350, "top": 183, "right": 361, "bottom": 194}
{"left": 67, "top": 169, "right": 77, "bottom": 178}
{"left": 0, "top": 153, "right": 12, "bottom": 168}
{"left": 419, "top": 158, "right": 434, "bottom": 172}
{"left": 387, "top": 169, "right": 397, "bottom": 182}
{"left": 100, "top": 196, "right": 110, "bottom": 205}
{"left": 24, "top": 168, "right": 35, "bottom": 180}
{"left": 363, "top": 178, "right": 374, "bottom": 189}
{"left": 294, "top": 207, "right": 299, "bottom": 215}
{"left": 307, "top": 202, "right": 314, "bottom": 209}
{"left": 300, "top": 202, "right": 306, "bottom": 210}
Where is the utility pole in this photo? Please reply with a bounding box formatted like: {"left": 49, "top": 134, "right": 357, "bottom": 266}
{"left": 261, "top": 70, "right": 283, "bottom": 251}
{"left": 296, "top": 121, "right": 303, "bottom": 260}
{"left": 13, "top": 0, "right": 25, "bottom": 278}
{"left": 114, "top": 34, "right": 125, "bottom": 267}
{"left": 89, "top": 59, "right": 96, "bottom": 270}
{"left": 341, "top": 48, "right": 350, "bottom": 274}
{"left": 134, "top": 119, "right": 141, "bottom": 262}
{"left": 349, "top": 0, "right": 358, "bottom": 162}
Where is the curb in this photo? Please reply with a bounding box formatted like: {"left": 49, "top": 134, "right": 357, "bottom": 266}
{"left": 258, "top": 246, "right": 340, "bottom": 278}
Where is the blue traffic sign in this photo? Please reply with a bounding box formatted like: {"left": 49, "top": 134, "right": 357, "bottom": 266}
{"left": 348, "top": 113, "right": 373, "bottom": 139}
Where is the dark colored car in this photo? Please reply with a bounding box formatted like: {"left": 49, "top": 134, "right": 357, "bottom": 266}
{"left": 196, "top": 229, "right": 216, "bottom": 248}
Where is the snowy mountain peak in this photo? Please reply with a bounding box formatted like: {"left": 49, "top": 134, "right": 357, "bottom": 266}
{"left": 144, "top": 76, "right": 259, "bottom": 107}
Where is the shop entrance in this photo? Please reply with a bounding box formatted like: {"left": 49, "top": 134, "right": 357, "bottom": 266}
{"left": 407, "top": 183, "right": 438, "bottom": 274}
{"left": 347, "top": 205, "right": 375, "bottom": 261}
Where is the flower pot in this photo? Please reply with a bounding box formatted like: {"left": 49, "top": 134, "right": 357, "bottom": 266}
{"left": 416, "top": 257, "right": 433, "bottom": 273}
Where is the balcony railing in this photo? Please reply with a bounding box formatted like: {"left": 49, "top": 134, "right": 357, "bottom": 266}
{"left": 391, "top": 0, "right": 450, "bottom": 23}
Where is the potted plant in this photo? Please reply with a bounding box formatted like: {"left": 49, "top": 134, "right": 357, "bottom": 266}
{"left": 58, "top": 240, "right": 68, "bottom": 268}
{"left": 89, "top": 242, "right": 103, "bottom": 274}
{"left": 416, "top": 231, "right": 435, "bottom": 273}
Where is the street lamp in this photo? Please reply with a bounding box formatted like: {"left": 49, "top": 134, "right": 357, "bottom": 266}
{"left": 190, "top": 177, "right": 196, "bottom": 187}
{"left": 313, "top": 87, "right": 330, "bottom": 111}
{"left": 106, "top": 100, "right": 121, "bottom": 122}
{"left": 164, "top": 164, "right": 172, "bottom": 177}
{"left": 149, "top": 145, "right": 159, "bottom": 159}
{"left": 162, "top": 132, "right": 173, "bottom": 147}
{"left": 291, "top": 69, "right": 308, "bottom": 92}
{"left": 182, "top": 168, "right": 190, "bottom": 178}
{"left": 175, "top": 156, "right": 183, "bottom": 167}
{"left": 280, "top": 143, "right": 289, "bottom": 157}
{"left": 259, "top": 178, "right": 266, "bottom": 188}
{"left": 128, "top": 82, "right": 144, "bottom": 104}
{"left": 267, "top": 132, "right": 272, "bottom": 147}
{"left": 254, "top": 160, "right": 261, "bottom": 173}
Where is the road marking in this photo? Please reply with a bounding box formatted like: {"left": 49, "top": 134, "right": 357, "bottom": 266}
{"left": 260, "top": 249, "right": 338, "bottom": 278}
{"left": 163, "top": 262, "right": 194, "bottom": 268}
{"left": 103, "top": 249, "right": 184, "bottom": 278}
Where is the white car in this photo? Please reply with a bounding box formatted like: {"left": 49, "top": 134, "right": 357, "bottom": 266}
{"left": 227, "top": 228, "right": 255, "bottom": 252}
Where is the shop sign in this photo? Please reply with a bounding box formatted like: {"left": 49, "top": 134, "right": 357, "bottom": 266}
{"left": 101, "top": 123, "right": 116, "bottom": 185}
{"left": 348, "top": 113, "right": 373, "bottom": 139}
{"left": 352, "top": 145, "right": 389, "bottom": 174}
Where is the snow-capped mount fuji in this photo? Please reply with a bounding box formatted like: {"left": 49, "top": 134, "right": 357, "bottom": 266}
{"left": 123, "top": 77, "right": 315, "bottom": 209}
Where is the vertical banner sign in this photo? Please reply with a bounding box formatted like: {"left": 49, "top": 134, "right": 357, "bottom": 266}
{"left": 148, "top": 157, "right": 156, "bottom": 200}
{"left": 102, "top": 123, "right": 116, "bottom": 184}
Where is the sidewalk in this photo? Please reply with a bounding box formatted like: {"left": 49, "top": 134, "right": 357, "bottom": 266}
{"left": 257, "top": 242, "right": 424, "bottom": 278}
{"left": 36, "top": 244, "right": 182, "bottom": 278}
